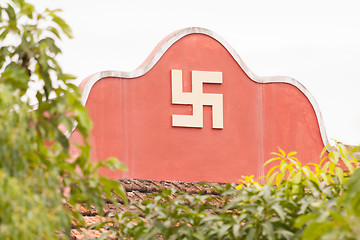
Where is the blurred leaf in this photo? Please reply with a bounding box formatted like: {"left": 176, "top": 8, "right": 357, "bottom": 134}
{"left": 302, "top": 222, "right": 334, "bottom": 240}
{"left": 50, "top": 14, "right": 73, "bottom": 38}
{"left": 335, "top": 167, "right": 344, "bottom": 184}
{"left": 2, "top": 63, "right": 29, "bottom": 92}
{"left": 0, "top": 28, "right": 9, "bottom": 40}
{"left": 5, "top": 5, "right": 17, "bottom": 28}
{"left": 102, "top": 157, "right": 128, "bottom": 171}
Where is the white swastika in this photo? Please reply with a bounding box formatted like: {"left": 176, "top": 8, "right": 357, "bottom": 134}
{"left": 171, "top": 70, "right": 223, "bottom": 129}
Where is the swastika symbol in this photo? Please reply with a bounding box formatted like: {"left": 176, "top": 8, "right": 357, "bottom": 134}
{"left": 171, "top": 70, "right": 223, "bottom": 129}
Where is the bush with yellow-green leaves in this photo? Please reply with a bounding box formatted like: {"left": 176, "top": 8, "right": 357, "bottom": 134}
{"left": 111, "top": 144, "right": 360, "bottom": 240}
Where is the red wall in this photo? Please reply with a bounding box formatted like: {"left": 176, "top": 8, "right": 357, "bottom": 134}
{"left": 70, "top": 32, "right": 325, "bottom": 183}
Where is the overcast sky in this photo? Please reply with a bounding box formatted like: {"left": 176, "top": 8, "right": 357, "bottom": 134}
{"left": 32, "top": 0, "right": 360, "bottom": 145}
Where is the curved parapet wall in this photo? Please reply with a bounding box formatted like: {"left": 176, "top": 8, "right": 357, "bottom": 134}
{"left": 70, "top": 27, "right": 330, "bottom": 183}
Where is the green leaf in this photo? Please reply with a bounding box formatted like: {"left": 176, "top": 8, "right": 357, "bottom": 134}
{"left": 302, "top": 166, "right": 312, "bottom": 179}
{"left": 60, "top": 73, "right": 76, "bottom": 81}
{"left": 329, "top": 151, "right": 340, "bottom": 166}
{"left": 74, "top": 106, "right": 92, "bottom": 136}
{"left": 280, "top": 161, "right": 287, "bottom": 171}
{"left": 276, "top": 171, "right": 285, "bottom": 186}
{"left": 2, "top": 63, "right": 29, "bottom": 92}
{"left": 262, "top": 222, "right": 275, "bottom": 240}
{"left": 0, "top": 47, "right": 9, "bottom": 68}
{"left": 320, "top": 144, "right": 329, "bottom": 159}
{"left": 50, "top": 14, "right": 73, "bottom": 38}
{"left": 5, "top": 5, "right": 16, "bottom": 23}
{"left": 302, "top": 222, "right": 334, "bottom": 240}
{"left": 47, "top": 26, "right": 61, "bottom": 39}
{"left": 56, "top": 130, "right": 69, "bottom": 151}
{"left": 335, "top": 167, "right": 344, "bottom": 184}
{"left": 328, "top": 162, "right": 335, "bottom": 174}
{"left": 279, "top": 148, "right": 286, "bottom": 157}
{"left": 342, "top": 157, "right": 355, "bottom": 174}
{"left": 266, "top": 172, "right": 277, "bottom": 185}
{"left": 321, "top": 161, "right": 331, "bottom": 172}
{"left": 293, "top": 171, "right": 302, "bottom": 184}
{"left": 319, "top": 156, "right": 329, "bottom": 166}
{"left": 39, "top": 37, "right": 61, "bottom": 54}
{"left": 101, "top": 157, "right": 128, "bottom": 171}
{"left": 287, "top": 151, "right": 297, "bottom": 157}
{"left": 320, "top": 172, "right": 329, "bottom": 184}
{"left": 294, "top": 213, "right": 317, "bottom": 228}
{"left": 0, "top": 28, "right": 9, "bottom": 40}
{"left": 329, "top": 210, "right": 345, "bottom": 224}
{"left": 264, "top": 157, "right": 282, "bottom": 166}
{"left": 266, "top": 165, "right": 279, "bottom": 181}
{"left": 21, "top": 3, "right": 35, "bottom": 18}
{"left": 271, "top": 204, "right": 285, "bottom": 221}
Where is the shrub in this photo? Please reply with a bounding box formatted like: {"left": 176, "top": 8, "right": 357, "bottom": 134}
{"left": 0, "top": 1, "right": 126, "bottom": 239}
{"left": 108, "top": 144, "right": 359, "bottom": 240}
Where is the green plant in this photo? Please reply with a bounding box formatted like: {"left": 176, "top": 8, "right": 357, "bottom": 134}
{"left": 263, "top": 144, "right": 358, "bottom": 198}
{"left": 295, "top": 153, "right": 360, "bottom": 240}
{"left": 236, "top": 175, "right": 263, "bottom": 190}
{"left": 111, "top": 181, "right": 315, "bottom": 239}
{"left": 264, "top": 145, "right": 355, "bottom": 186}
{"left": 0, "top": 1, "right": 126, "bottom": 239}
{"left": 293, "top": 167, "right": 360, "bottom": 240}
{"left": 106, "top": 144, "right": 359, "bottom": 240}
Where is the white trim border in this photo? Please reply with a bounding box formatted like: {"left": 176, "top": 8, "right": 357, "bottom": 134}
{"left": 78, "top": 27, "right": 332, "bottom": 151}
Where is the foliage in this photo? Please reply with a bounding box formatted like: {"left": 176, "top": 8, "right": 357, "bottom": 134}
{"left": 236, "top": 175, "right": 263, "bottom": 190}
{"left": 0, "top": 1, "right": 126, "bottom": 239}
{"left": 103, "top": 143, "right": 360, "bottom": 240}
{"left": 1, "top": 1, "right": 359, "bottom": 239}
{"left": 264, "top": 144, "right": 358, "bottom": 187}
{"left": 295, "top": 162, "right": 360, "bottom": 240}
{"left": 112, "top": 182, "right": 310, "bottom": 239}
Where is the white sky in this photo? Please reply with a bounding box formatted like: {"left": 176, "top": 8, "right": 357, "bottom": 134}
{"left": 33, "top": 0, "right": 360, "bottom": 145}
